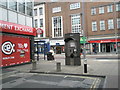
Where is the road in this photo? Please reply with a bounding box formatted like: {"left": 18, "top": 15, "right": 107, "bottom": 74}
{"left": 0, "top": 53, "right": 119, "bottom": 89}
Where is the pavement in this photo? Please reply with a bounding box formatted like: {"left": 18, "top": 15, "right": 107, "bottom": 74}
{"left": 1, "top": 53, "right": 119, "bottom": 89}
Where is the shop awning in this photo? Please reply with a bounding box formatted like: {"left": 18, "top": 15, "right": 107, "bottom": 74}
{"left": 88, "top": 39, "right": 120, "bottom": 43}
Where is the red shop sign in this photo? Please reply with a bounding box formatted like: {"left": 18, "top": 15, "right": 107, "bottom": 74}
{"left": 88, "top": 39, "right": 120, "bottom": 43}
{"left": 0, "top": 35, "right": 31, "bottom": 67}
{"left": 0, "top": 20, "right": 36, "bottom": 36}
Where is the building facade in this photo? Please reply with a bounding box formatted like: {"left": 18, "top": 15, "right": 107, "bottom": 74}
{"left": 86, "top": 2, "right": 120, "bottom": 53}
{"left": 34, "top": 2, "right": 120, "bottom": 54}
{"left": 0, "top": 0, "right": 35, "bottom": 67}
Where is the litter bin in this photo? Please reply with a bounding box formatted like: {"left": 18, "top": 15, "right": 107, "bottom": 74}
{"left": 47, "top": 52, "right": 54, "bottom": 60}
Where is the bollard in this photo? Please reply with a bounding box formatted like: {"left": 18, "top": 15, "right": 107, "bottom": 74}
{"left": 56, "top": 62, "right": 61, "bottom": 72}
{"left": 84, "top": 63, "right": 87, "bottom": 73}
{"left": 32, "top": 60, "right": 37, "bottom": 70}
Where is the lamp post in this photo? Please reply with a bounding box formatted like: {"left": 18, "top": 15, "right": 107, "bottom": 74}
{"left": 81, "top": 0, "right": 87, "bottom": 73}
{"left": 114, "top": 0, "right": 118, "bottom": 54}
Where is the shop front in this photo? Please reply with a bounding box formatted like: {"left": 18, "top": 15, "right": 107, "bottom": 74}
{"left": 0, "top": 20, "right": 36, "bottom": 67}
{"left": 88, "top": 38, "right": 120, "bottom": 53}
{"left": 50, "top": 39, "right": 65, "bottom": 54}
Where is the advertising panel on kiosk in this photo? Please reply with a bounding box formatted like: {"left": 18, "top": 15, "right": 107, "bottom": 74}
{"left": 0, "top": 20, "right": 36, "bottom": 67}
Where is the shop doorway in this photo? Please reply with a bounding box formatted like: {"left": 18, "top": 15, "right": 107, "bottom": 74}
{"left": 101, "top": 43, "right": 111, "bottom": 53}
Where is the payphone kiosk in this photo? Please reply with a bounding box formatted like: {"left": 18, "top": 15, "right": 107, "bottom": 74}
{"left": 64, "top": 33, "right": 81, "bottom": 66}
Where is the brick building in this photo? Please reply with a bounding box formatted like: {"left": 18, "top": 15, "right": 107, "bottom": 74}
{"left": 34, "top": 2, "right": 120, "bottom": 54}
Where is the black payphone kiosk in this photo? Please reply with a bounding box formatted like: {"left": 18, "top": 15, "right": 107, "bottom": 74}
{"left": 64, "top": 33, "right": 81, "bottom": 66}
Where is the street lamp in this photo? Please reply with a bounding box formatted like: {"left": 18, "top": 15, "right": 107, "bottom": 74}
{"left": 114, "top": 0, "right": 118, "bottom": 54}
{"left": 81, "top": 0, "right": 87, "bottom": 73}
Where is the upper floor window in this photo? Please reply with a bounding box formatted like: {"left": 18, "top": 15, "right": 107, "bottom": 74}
{"left": 39, "top": 8, "right": 43, "bottom": 15}
{"left": 108, "top": 19, "right": 114, "bottom": 30}
{"left": 52, "top": 16, "right": 63, "bottom": 38}
{"left": 91, "top": 8, "right": 96, "bottom": 15}
{"left": 107, "top": 5, "right": 113, "bottom": 13}
{"left": 26, "top": 1, "right": 33, "bottom": 16}
{"left": 117, "top": 18, "right": 120, "bottom": 28}
{"left": 34, "top": 9, "right": 37, "bottom": 16}
{"left": 99, "top": 6, "right": 104, "bottom": 14}
{"left": 52, "top": 7, "right": 61, "bottom": 13}
{"left": 9, "top": 0, "right": 17, "bottom": 11}
{"left": 39, "top": 19, "right": 43, "bottom": 27}
{"left": 116, "top": 3, "right": 120, "bottom": 11}
{"left": 35, "top": 19, "right": 38, "bottom": 28}
{"left": 18, "top": 0, "right": 25, "bottom": 14}
{"left": 0, "top": 0, "right": 7, "bottom": 8}
{"left": 70, "top": 3, "right": 80, "bottom": 10}
{"left": 92, "top": 21, "right": 97, "bottom": 31}
{"left": 71, "top": 14, "right": 81, "bottom": 33}
{"left": 100, "top": 20, "right": 105, "bottom": 30}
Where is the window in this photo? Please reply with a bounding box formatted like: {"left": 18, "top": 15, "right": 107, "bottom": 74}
{"left": 117, "top": 18, "right": 120, "bottom": 28}
{"left": 9, "top": 0, "right": 17, "bottom": 11}
{"left": 0, "top": 0, "right": 7, "bottom": 7}
{"left": 52, "top": 16, "right": 63, "bottom": 38}
{"left": 52, "top": 7, "right": 61, "bottom": 13}
{"left": 92, "top": 21, "right": 97, "bottom": 31}
{"left": 100, "top": 20, "right": 105, "bottom": 30}
{"left": 34, "top": 9, "right": 37, "bottom": 16}
{"left": 116, "top": 3, "right": 120, "bottom": 11}
{"left": 99, "top": 6, "right": 104, "bottom": 14}
{"left": 70, "top": 3, "right": 80, "bottom": 10}
{"left": 39, "top": 19, "right": 43, "bottom": 27}
{"left": 18, "top": 0, "right": 25, "bottom": 14}
{"left": 108, "top": 19, "right": 114, "bottom": 29}
{"left": 35, "top": 19, "right": 38, "bottom": 28}
{"left": 71, "top": 14, "right": 81, "bottom": 33}
{"left": 39, "top": 8, "right": 43, "bottom": 15}
{"left": 91, "top": 8, "right": 96, "bottom": 15}
{"left": 26, "top": 1, "right": 33, "bottom": 16}
{"left": 107, "top": 5, "right": 113, "bottom": 12}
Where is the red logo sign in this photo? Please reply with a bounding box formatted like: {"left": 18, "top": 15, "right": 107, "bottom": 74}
{"left": 0, "top": 35, "right": 30, "bottom": 67}
{"left": 0, "top": 20, "right": 36, "bottom": 36}
{"left": 36, "top": 28, "right": 43, "bottom": 34}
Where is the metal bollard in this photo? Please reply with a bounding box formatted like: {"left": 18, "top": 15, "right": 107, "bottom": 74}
{"left": 32, "top": 60, "right": 37, "bottom": 70}
{"left": 56, "top": 62, "right": 61, "bottom": 72}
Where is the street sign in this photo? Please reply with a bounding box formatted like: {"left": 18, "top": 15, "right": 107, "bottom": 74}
{"left": 36, "top": 28, "right": 43, "bottom": 35}
{"left": 80, "top": 37, "right": 86, "bottom": 44}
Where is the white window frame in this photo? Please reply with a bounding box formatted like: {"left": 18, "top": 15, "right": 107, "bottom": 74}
{"left": 100, "top": 20, "right": 105, "bottom": 30}
{"left": 108, "top": 19, "right": 114, "bottom": 30}
{"left": 92, "top": 21, "right": 97, "bottom": 31}
{"left": 117, "top": 18, "right": 120, "bottom": 29}
{"left": 116, "top": 3, "right": 120, "bottom": 11}
{"left": 107, "top": 5, "right": 113, "bottom": 13}
{"left": 71, "top": 14, "right": 81, "bottom": 33}
{"left": 52, "top": 7, "right": 61, "bottom": 13}
{"left": 91, "top": 8, "right": 96, "bottom": 15}
{"left": 52, "top": 16, "right": 63, "bottom": 38}
{"left": 39, "top": 7, "right": 43, "bottom": 15}
{"left": 70, "top": 3, "right": 80, "bottom": 10}
{"left": 99, "top": 6, "right": 104, "bottom": 14}
{"left": 34, "top": 8, "right": 37, "bottom": 16}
